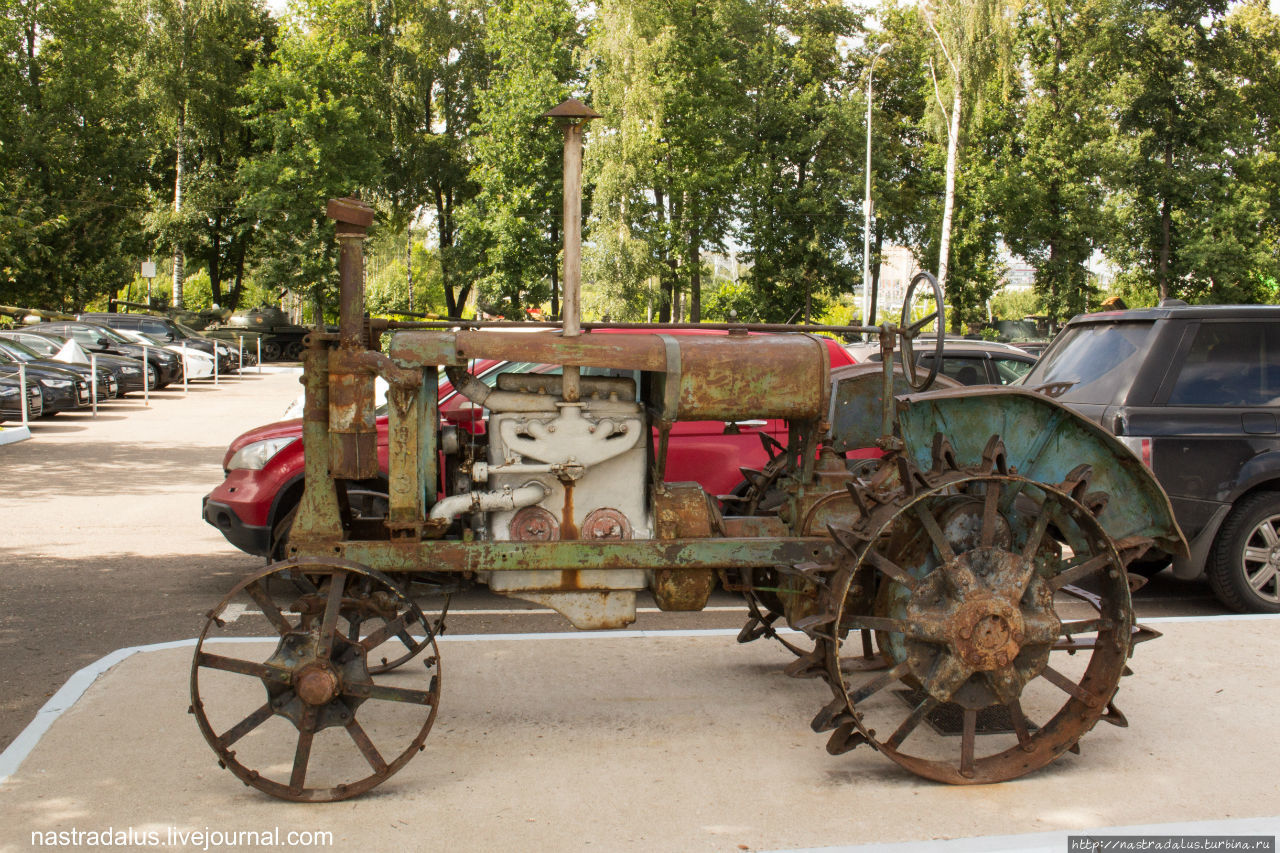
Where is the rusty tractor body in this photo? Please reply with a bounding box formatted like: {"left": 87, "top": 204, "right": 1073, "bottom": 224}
{"left": 189, "top": 196, "right": 1185, "bottom": 802}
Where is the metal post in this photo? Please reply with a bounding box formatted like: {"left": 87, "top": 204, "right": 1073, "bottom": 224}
{"left": 90, "top": 353, "right": 98, "bottom": 417}
{"left": 238, "top": 336, "right": 244, "bottom": 376}
{"left": 543, "top": 98, "right": 600, "bottom": 404}
{"left": 862, "top": 43, "right": 891, "bottom": 336}
{"left": 142, "top": 344, "right": 150, "bottom": 407}
{"left": 19, "top": 363, "right": 28, "bottom": 427}
{"left": 213, "top": 345, "right": 218, "bottom": 386}
{"left": 182, "top": 343, "right": 189, "bottom": 393}
{"left": 256, "top": 337, "right": 262, "bottom": 374}
{"left": 326, "top": 195, "right": 378, "bottom": 480}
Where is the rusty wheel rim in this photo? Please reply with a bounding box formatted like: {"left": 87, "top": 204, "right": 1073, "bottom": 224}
{"left": 817, "top": 471, "right": 1131, "bottom": 784}
{"left": 190, "top": 558, "right": 441, "bottom": 802}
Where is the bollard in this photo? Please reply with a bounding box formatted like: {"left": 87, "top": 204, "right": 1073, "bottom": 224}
{"left": 19, "top": 363, "right": 28, "bottom": 426}
{"left": 238, "top": 336, "right": 244, "bottom": 376}
{"left": 213, "top": 346, "right": 219, "bottom": 386}
{"left": 257, "top": 338, "right": 262, "bottom": 374}
{"left": 142, "top": 344, "right": 150, "bottom": 407}
{"left": 90, "top": 353, "right": 98, "bottom": 417}
{"left": 182, "top": 343, "right": 189, "bottom": 393}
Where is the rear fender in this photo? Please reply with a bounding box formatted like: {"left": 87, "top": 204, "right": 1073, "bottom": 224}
{"left": 896, "top": 386, "right": 1187, "bottom": 559}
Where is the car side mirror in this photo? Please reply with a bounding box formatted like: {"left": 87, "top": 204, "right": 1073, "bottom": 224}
{"left": 165, "top": 332, "right": 176, "bottom": 341}
{"left": 98, "top": 337, "right": 112, "bottom": 346}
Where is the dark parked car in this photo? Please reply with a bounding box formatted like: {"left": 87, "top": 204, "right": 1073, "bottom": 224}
{"left": 0, "top": 330, "right": 149, "bottom": 394}
{"left": 846, "top": 338, "right": 1038, "bottom": 386}
{"left": 79, "top": 312, "right": 240, "bottom": 373}
{"left": 0, "top": 370, "right": 43, "bottom": 422}
{"left": 0, "top": 347, "right": 90, "bottom": 414}
{"left": 0, "top": 338, "right": 118, "bottom": 399}
{"left": 1021, "top": 303, "right": 1280, "bottom": 612}
{"left": 24, "top": 321, "right": 182, "bottom": 388}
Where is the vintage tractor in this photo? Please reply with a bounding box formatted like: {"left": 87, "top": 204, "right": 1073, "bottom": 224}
{"left": 188, "top": 190, "right": 1183, "bottom": 801}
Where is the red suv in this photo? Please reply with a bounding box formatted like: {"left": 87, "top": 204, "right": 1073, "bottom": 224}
{"left": 204, "top": 331, "right": 856, "bottom": 558}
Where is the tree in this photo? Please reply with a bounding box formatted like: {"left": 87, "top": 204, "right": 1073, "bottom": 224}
{"left": 0, "top": 0, "right": 150, "bottom": 311}
{"left": 132, "top": 0, "right": 276, "bottom": 310}
{"left": 918, "top": 0, "right": 1011, "bottom": 325}
{"left": 1000, "top": 0, "right": 1109, "bottom": 324}
{"left": 463, "top": 0, "right": 581, "bottom": 320}
{"left": 1101, "top": 0, "right": 1280, "bottom": 302}
{"left": 734, "top": 0, "right": 862, "bottom": 324}
{"left": 235, "top": 0, "right": 388, "bottom": 321}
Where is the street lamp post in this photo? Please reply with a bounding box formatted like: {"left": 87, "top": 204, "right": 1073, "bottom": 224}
{"left": 862, "top": 42, "right": 892, "bottom": 334}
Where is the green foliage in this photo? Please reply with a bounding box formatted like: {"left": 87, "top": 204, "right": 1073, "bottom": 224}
{"left": 464, "top": 0, "right": 581, "bottom": 321}
{"left": 990, "top": 287, "right": 1042, "bottom": 320}
{"left": 4, "top": 0, "right": 1280, "bottom": 323}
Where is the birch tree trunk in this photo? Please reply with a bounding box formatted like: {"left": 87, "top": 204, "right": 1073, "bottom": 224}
{"left": 937, "top": 83, "right": 960, "bottom": 294}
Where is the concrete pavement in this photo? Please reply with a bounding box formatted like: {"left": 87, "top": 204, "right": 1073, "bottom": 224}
{"left": 1, "top": 615, "right": 1279, "bottom": 852}
{"left": 0, "top": 362, "right": 1277, "bottom": 851}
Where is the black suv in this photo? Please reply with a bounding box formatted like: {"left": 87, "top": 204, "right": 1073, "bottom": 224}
{"left": 1022, "top": 304, "right": 1280, "bottom": 612}
{"left": 78, "top": 312, "right": 239, "bottom": 373}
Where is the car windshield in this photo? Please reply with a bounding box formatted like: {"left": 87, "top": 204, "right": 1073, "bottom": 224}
{"left": 1023, "top": 321, "right": 1155, "bottom": 404}
{"left": 86, "top": 324, "right": 133, "bottom": 344}
{"left": 0, "top": 339, "right": 39, "bottom": 362}
{"left": 11, "top": 335, "right": 60, "bottom": 356}
{"left": 118, "top": 328, "right": 169, "bottom": 346}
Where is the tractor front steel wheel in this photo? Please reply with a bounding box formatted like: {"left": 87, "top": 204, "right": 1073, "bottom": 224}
{"left": 190, "top": 559, "right": 441, "bottom": 801}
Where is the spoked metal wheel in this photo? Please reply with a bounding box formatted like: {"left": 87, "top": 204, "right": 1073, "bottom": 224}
{"left": 191, "top": 559, "right": 441, "bottom": 801}
{"left": 279, "top": 567, "right": 443, "bottom": 674}
{"left": 813, "top": 465, "right": 1132, "bottom": 783}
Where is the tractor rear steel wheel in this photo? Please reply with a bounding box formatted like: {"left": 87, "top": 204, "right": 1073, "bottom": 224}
{"left": 810, "top": 458, "right": 1133, "bottom": 783}
{"left": 190, "top": 559, "right": 441, "bottom": 801}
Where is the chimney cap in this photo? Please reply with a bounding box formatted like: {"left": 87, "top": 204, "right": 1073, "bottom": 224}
{"left": 542, "top": 97, "right": 601, "bottom": 121}
{"left": 326, "top": 196, "right": 374, "bottom": 229}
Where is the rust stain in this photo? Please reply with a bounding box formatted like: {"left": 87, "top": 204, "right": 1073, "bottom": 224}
{"left": 561, "top": 483, "right": 579, "bottom": 540}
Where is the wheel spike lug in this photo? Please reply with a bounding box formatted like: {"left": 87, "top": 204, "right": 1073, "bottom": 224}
{"left": 811, "top": 697, "right": 852, "bottom": 732}
{"left": 845, "top": 482, "right": 869, "bottom": 515}
{"left": 825, "top": 722, "right": 868, "bottom": 755}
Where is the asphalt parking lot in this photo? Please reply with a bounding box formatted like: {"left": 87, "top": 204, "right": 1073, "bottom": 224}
{"left": 0, "top": 368, "right": 1277, "bottom": 851}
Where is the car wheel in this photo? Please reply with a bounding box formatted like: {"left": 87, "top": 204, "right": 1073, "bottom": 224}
{"left": 1208, "top": 492, "right": 1280, "bottom": 613}
{"left": 269, "top": 486, "right": 390, "bottom": 560}
{"left": 269, "top": 503, "right": 297, "bottom": 561}
{"left": 145, "top": 363, "right": 158, "bottom": 390}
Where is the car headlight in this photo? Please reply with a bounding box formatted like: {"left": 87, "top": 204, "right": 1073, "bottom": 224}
{"left": 0, "top": 387, "right": 15, "bottom": 398}
{"left": 227, "top": 436, "right": 297, "bottom": 471}
{"left": 121, "top": 366, "right": 141, "bottom": 375}
{"left": 45, "top": 378, "right": 72, "bottom": 388}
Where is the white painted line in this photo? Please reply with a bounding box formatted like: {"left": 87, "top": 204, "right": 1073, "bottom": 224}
{"left": 0, "top": 426, "right": 31, "bottom": 445}
{"left": 768, "top": 816, "right": 1280, "bottom": 853}
{"left": 220, "top": 602, "right": 249, "bottom": 623}
{"left": 1141, "top": 612, "right": 1280, "bottom": 623}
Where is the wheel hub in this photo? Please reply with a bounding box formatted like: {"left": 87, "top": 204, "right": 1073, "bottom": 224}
{"left": 903, "top": 547, "right": 1058, "bottom": 706}
{"left": 952, "top": 596, "right": 1024, "bottom": 670}
{"left": 295, "top": 663, "right": 340, "bottom": 706}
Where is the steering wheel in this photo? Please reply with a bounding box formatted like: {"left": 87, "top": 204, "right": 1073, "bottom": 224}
{"left": 899, "top": 271, "right": 946, "bottom": 391}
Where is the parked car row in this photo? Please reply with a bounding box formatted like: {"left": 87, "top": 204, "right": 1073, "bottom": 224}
{"left": 0, "top": 315, "right": 250, "bottom": 424}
